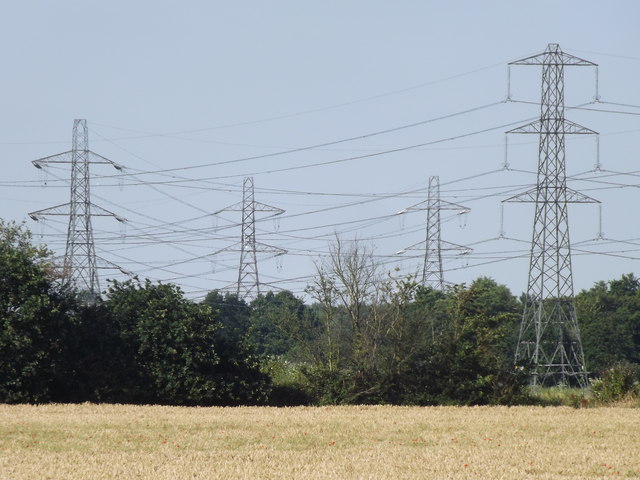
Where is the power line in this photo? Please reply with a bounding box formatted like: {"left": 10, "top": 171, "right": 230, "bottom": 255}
{"left": 89, "top": 100, "right": 508, "bottom": 180}
{"left": 89, "top": 61, "right": 507, "bottom": 137}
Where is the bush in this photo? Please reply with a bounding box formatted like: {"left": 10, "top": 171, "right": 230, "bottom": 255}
{"left": 258, "top": 357, "right": 310, "bottom": 406}
{"left": 590, "top": 362, "right": 639, "bottom": 404}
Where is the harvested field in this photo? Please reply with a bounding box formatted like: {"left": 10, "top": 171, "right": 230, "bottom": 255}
{"left": 0, "top": 404, "right": 638, "bottom": 479}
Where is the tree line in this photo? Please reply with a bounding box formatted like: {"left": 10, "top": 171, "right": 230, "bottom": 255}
{"left": 1, "top": 222, "right": 638, "bottom": 405}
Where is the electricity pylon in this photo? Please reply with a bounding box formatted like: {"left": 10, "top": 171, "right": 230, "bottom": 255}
{"left": 397, "top": 176, "right": 471, "bottom": 291}
{"left": 504, "top": 44, "right": 598, "bottom": 387}
{"left": 29, "top": 119, "right": 126, "bottom": 304}
{"left": 214, "top": 177, "right": 286, "bottom": 300}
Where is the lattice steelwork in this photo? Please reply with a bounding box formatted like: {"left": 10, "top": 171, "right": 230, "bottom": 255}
{"left": 215, "top": 177, "right": 285, "bottom": 300}
{"left": 29, "top": 119, "right": 126, "bottom": 304}
{"left": 397, "top": 176, "right": 470, "bottom": 291}
{"left": 505, "top": 44, "right": 598, "bottom": 387}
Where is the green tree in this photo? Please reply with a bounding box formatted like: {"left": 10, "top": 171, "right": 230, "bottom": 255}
{"left": 576, "top": 274, "right": 640, "bottom": 374}
{"left": 409, "top": 285, "right": 450, "bottom": 346}
{"left": 106, "top": 279, "right": 269, "bottom": 405}
{"left": 408, "top": 278, "right": 525, "bottom": 405}
{"left": 248, "top": 290, "right": 314, "bottom": 359}
{"left": 202, "top": 290, "right": 251, "bottom": 344}
{"left": 303, "top": 239, "right": 388, "bottom": 404}
{"left": 59, "top": 302, "right": 131, "bottom": 403}
{"left": 0, "top": 221, "right": 74, "bottom": 403}
{"left": 304, "top": 240, "right": 454, "bottom": 405}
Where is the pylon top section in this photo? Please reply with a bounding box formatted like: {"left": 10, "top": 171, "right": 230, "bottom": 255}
{"left": 28, "top": 119, "right": 127, "bottom": 303}
{"left": 32, "top": 119, "right": 124, "bottom": 171}
{"left": 509, "top": 43, "right": 597, "bottom": 67}
{"left": 213, "top": 177, "right": 284, "bottom": 217}
{"left": 398, "top": 176, "right": 470, "bottom": 215}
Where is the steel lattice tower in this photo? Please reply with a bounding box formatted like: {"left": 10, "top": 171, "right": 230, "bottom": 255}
{"left": 29, "top": 119, "right": 126, "bottom": 304}
{"left": 504, "top": 44, "right": 599, "bottom": 387}
{"left": 215, "top": 177, "right": 286, "bottom": 300}
{"left": 397, "top": 176, "right": 470, "bottom": 291}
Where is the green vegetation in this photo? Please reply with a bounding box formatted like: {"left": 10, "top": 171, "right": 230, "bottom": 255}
{"left": 576, "top": 274, "right": 640, "bottom": 373}
{"left": 590, "top": 362, "right": 640, "bottom": 405}
{"left": 0, "top": 221, "right": 77, "bottom": 403}
{"left": 1, "top": 222, "right": 639, "bottom": 406}
{"left": 0, "top": 221, "right": 269, "bottom": 405}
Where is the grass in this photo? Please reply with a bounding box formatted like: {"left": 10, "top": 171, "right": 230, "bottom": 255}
{"left": 1, "top": 403, "right": 639, "bottom": 479}
{"left": 530, "top": 387, "right": 591, "bottom": 407}
{"left": 530, "top": 386, "right": 640, "bottom": 408}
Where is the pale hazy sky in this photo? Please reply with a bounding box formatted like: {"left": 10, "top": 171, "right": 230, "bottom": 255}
{"left": 1, "top": 1, "right": 639, "bottom": 299}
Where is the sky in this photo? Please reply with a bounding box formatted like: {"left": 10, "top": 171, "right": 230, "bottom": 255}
{"left": 1, "top": 1, "right": 639, "bottom": 301}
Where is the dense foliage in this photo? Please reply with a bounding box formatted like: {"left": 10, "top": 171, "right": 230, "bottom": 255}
{"left": 0, "top": 222, "right": 269, "bottom": 405}
{"left": 104, "top": 279, "right": 269, "bottom": 405}
{"left": 0, "top": 222, "right": 76, "bottom": 402}
{"left": 576, "top": 274, "right": 640, "bottom": 374}
{"left": 1, "top": 223, "right": 639, "bottom": 406}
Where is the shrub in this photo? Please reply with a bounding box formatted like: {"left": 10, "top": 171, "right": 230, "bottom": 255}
{"left": 590, "top": 362, "right": 639, "bottom": 404}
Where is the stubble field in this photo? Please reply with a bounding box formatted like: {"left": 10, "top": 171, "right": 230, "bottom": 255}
{"left": 0, "top": 404, "right": 638, "bottom": 479}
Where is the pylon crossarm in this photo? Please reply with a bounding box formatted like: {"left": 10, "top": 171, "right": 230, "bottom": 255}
{"left": 215, "top": 242, "right": 289, "bottom": 257}
{"left": 565, "top": 189, "right": 600, "bottom": 203}
{"left": 29, "top": 203, "right": 71, "bottom": 219}
{"left": 210, "top": 242, "right": 289, "bottom": 257}
{"left": 88, "top": 152, "right": 124, "bottom": 170}
{"left": 395, "top": 240, "right": 426, "bottom": 253}
{"left": 509, "top": 44, "right": 596, "bottom": 67}
{"left": 213, "top": 202, "right": 242, "bottom": 215}
{"left": 32, "top": 151, "right": 73, "bottom": 168}
{"left": 253, "top": 241, "right": 287, "bottom": 256}
{"left": 94, "top": 256, "right": 133, "bottom": 276}
{"left": 212, "top": 243, "right": 243, "bottom": 254}
{"left": 89, "top": 203, "right": 127, "bottom": 222}
{"left": 503, "top": 187, "right": 599, "bottom": 204}
{"left": 439, "top": 240, "right": 473, "bottom": 254}
{"left": 441, "top": 202, "right": 470, "bottom": 214}
{"left": 32, "top": 151, "right": 123, "bottom": 170}
{"left": 216, "top": 203, "right": 284, "bottom": 216}
{"left": 508, "top": 119, "right": 598, "bottom": 135}
{"left": 253, "top": 203, "right": 284, "bottom": 216}
{"left": 503, "top": 188, "right": 537, "bottom": 203}
{"left": 400, "top": 239, "right": 470, "bottom": 254}
{"left": 397, "top": 199, "right": 469, "bottom": 214}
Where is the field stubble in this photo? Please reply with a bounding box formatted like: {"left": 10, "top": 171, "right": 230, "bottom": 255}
{"left": 0, "top": 404, "right": 638, "bottom": 479}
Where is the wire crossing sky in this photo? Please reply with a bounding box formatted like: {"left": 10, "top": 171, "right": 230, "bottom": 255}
{"left": 1, "top": 1, "right": 639, "bottom": 299}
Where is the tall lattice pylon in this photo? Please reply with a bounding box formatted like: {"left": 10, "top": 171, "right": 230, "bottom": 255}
{"left": 214, "top": 177, "right": 286, "bottom": 300}
{"left": 397, "top": 176, "right": 471, "bottom": 291}
{"left": 29, "top": 119, "right": 126, "bottom": 304}
{"left": 504, "top": 44, "right": 599, "bottom": 387}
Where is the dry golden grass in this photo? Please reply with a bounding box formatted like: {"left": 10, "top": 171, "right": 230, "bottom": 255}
{"left": 0, "top": 404, "right": 638, "bottom": 479}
